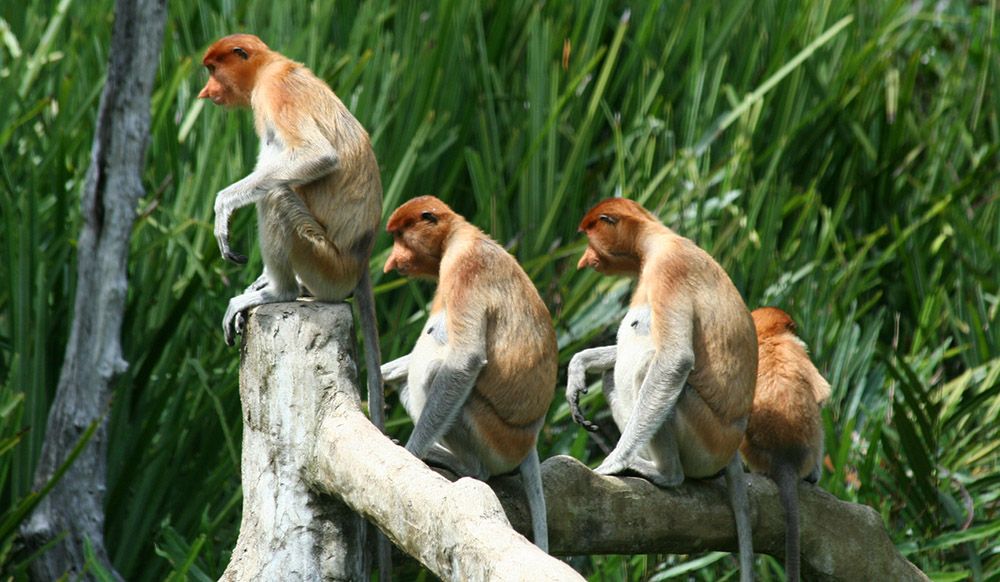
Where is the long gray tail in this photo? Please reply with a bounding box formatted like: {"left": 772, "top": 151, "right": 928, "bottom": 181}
{"left": 354, "top": 269, "right": 390, "bottom": 581}
{"left": 354, "top": 268, "right": 384, "bottom": 430}
{"left": 725, "top": 454, "right": 754, "bottom": 582}
{"left": 774, "top": 462, "right": 801, "bottom": 582}
{"left": 519, "top": 447, "right": 549, "bottom": 552}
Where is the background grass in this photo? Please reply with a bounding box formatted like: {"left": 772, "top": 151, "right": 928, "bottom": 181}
{"left": 1, "top": 0, "right": 998, "bottom": 580}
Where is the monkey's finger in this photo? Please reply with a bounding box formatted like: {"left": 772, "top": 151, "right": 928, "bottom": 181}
{"left": 571, "top": 408, "right": 601, "bottom": 433}
{"left": 223, "top": 250, "right": 249, "bottom": 264}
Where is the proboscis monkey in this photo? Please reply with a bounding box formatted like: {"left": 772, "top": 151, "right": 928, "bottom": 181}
{"left": 741, "top": 307, "right": 829, "bottom": 582}
{"left": 566, "top": 198, "right": 756, "bottom": 581}
{"left": 199, "top": 35, "right": 389, "bottom": 579}
{"left": 380, "top": 196, "right": 557, "bottom": 552}
{"left": 197, "top": 34, "right": 385, "bottom": 426}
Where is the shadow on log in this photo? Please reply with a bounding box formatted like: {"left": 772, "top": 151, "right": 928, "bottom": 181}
{"left": 225, "top": 302, "right": 927, "bottom": 582}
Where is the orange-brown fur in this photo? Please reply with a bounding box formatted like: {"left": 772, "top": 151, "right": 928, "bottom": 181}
{"left": 200, "top": 34, "right": 381, "bottom": 301}
{"left": 579, "top": 198, "right": 757, "bottom": 475}
{"left": 741, "top": 307, "right": 829, "bottom": 478}
{"left": 385, "top": 196, "right": 557, "bottom": 468}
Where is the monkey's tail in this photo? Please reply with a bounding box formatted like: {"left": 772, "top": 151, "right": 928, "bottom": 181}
{"left": 354, "top": 268, "right": 384, "bottom": 430}
{"left": 774, "top": 461, "right": 801, "bottom": 582}
{"left": 354, "top": 268, "right": 392, "bottom": 582}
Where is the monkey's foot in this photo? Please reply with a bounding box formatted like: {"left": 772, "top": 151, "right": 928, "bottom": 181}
{"left": 626, "top": 458, "right": 683, "bottom": 488}
{"left": 222, "top": 304, "right": 248, "bottom": 346}
{"left": 246, "top": 273, "right": 270, "bottom": 292}
{"left": 595, "top": 457, "right": 683, "bottom": 488}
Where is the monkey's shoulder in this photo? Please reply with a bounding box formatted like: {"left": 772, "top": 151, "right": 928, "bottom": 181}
{"left": 639, "top": 235, "right": 732, "bottom": 292}
{"left": 617, "top": 305, "right": 653, "bottom": 339}
{"left": 418, "top": 310, "right": 449, "bottom": 347}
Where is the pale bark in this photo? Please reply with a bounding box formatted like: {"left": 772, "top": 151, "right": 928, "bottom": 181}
{"left": 231, "top": 302, "right": 927, "bottom": 582}
{"left": 21, "top": 1, "right": 166, "bottom": 580}
{"left": 221, "top": 302, "right": 365, "bottom": 581}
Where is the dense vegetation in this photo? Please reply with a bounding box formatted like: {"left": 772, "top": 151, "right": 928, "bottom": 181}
{"left": 2, "top": 0, "right": 998, "bottom": 579}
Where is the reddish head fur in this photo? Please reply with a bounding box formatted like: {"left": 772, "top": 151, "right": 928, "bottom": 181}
{"left": 576, "top": 198, "right": 660, "bottom": 275}
{"left": 198, "top": 34, "right": 275, "bottom": 107}
{"left": 752, "top": 306, "right": 797, "bottom": 340}
{"left": 384, "top": 195, "right": 462, "bottom": 279}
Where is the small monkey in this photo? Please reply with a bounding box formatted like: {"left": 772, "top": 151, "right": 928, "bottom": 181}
{"left": 199, "top": 36, "right": 389, "bottom": 579}
{"left": 197, "top": 34, "right": 385, "bottom": 425}
{"left": 566, "top": 198, "right": 756, "bottom": 581}
{"left": 740, "top": 307, "right": 829, "bottom": 582}
{"left": 380, "top": 196, "right": 557, "bottom": 552}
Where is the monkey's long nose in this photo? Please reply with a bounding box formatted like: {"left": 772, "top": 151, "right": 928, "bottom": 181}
{"left": 197, "top": 84, "right": 211, "bottom": 99}
{"left": 577, "top": 248, "right": 599, "bottom": 270}
{"left": 383, "top": 254, "right": 398, "bottom": 273}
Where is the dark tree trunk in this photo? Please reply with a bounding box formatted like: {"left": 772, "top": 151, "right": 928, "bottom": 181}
{"left": 20, "top": 0, "right": 166, "bottom": 579}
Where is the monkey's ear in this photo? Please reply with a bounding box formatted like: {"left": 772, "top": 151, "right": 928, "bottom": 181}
{"left": 599, "top": 214, "right": 618, "bottom": 225}
{"left": 420, "top": 211, "right": 438, "bottom": 224}
{"left": 233, "top": 47, "right": 249, "bottom": 60}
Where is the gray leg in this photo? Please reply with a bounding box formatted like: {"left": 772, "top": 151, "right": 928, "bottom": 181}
{"left": 724, "top": 454, "right": 754, "bottom": 582}
{"left": 519, "top": 448, "right": 548, "bottom": 552}
{"left": 423, "top": 443, "right": 488, "bottom": 480}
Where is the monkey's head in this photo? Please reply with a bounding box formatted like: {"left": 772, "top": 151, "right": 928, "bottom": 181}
{"left": 384, "top": 195, "right": 459, "bottom": 279}
{"left": 198, "top": 34, "right": 272, "bottom": 108}
{"left": 576, "top": 198, "right": 658, "bottom": 276}
{"left": 752, "top": 306, "right": 797, "bottom": 340}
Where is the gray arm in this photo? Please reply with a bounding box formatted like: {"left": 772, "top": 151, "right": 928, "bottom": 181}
{"left": 213, "top": 140, "right": 339, "bottom": 263}
{"left": 595, "top": 345, "right": 694, "bottom": 476}
{"left": 405, "top": 349, "right": 486, "bottom": 458}
{"left": 381, "top": 354, "right": 412, "bottom": 385}
{"left": 565, "top": 346, "right": 617, "bottom": 431}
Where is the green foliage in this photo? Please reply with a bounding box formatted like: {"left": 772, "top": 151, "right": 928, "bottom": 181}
{"left": 1, "top": 0, "right": 998, "bottom": 579}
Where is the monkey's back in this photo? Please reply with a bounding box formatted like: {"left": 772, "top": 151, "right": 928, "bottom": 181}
{"left": 741, "top": 333, "right": 826, "bottom": 478}
{"left": 642, "top": 236, "right": 758, "bottom": 423}
{"left": 256, "top": 60, "right": 382, "bottom": 300}
{"left": 441, "top": 237, "right": 557, "bottom": 470}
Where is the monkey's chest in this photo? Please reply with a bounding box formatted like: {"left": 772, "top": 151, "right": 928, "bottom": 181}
{"left": 614, "top": 305, "right": 654, "bottom": 394}
{"left": 402, "top": 311, "right": 449, "bottom": 419}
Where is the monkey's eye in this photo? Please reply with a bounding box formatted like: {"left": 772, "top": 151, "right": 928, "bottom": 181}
{"left": 420, "top": 211, "right": 438, "bottom": 224}
{"left": 233, "top": 47, "right": 249, "bottom": 60}
{"left": 599, "top": 214, "right": 617, "bottom": 225}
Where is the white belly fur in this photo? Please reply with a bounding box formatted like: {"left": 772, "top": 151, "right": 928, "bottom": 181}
{"left": 612, "top": 306, "right": 657, "bottom": 458}
{"left": 400, "top": 310, "right": 448, "bottom": 421}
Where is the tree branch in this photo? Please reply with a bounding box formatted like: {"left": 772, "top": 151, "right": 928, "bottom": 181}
{"left": 492, "top": 456, "right": 929, "bottom": 581}
{"left": 230, "top": 302, "right": 927, "bottom": 582}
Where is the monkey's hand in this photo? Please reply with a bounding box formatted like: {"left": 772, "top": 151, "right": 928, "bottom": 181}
{"left": 566, "top": 365, "right": 600, "bottom": 433}
{"left": 566, "top": 348, "right": 616, "bottom": 432}
{"left": 594, "top": 453, "right": 631, "bottom": 479}
{"left": 214, "top": 202, "right": 248, "bottom": 264}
